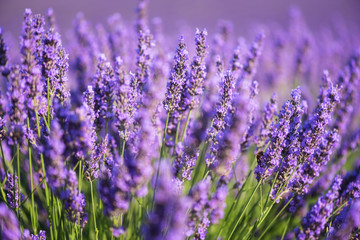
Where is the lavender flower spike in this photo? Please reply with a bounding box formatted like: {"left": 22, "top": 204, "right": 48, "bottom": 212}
{"left": 256, "top": 93, "right": 278, "bottom": 151}
{"left": 295, "top": 175, "right": 342, "bottom": 240}
{"left": 61, "top": 169, "right": 88, "bottom": 228}
{"left": 93, "top": 54, "right": 115, "bottom": 131}
{"left": 0, "top": 27, "right": 8, "bottom": 71}
{"left": 0, "top": 203, "right": 21, "bottom": 240}
{"left": 254, "top": 96, "right": 293, "bottom": 182}
{"left": 5, "top": 173, "right": 22, "bottom": 209}
{"left": 163, "top": 35, "right": 189, "bottom": 114}
{"left": 187, "top": 28, "right": 208, "bottom": 109}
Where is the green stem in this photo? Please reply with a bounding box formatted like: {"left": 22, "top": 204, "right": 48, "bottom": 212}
{"left": 180, "top": 108, "right": 192, "bottom": 142}
{"left": 258, "top": 196, "right": 295, "bottom": 240}
{"left": 281, "top": 216, "right": 292, "bottom": 240}
{"left": 90, "top": 181, "right": 98, "bottom": 239}
{"left": 227, "top": 180, "right": 261, "bottom": 240}
{"left": 174, "top": 120, "right": 181, "bottom": 151}
{"left": 0, "top": 141, "right": 8, "bottom": 174}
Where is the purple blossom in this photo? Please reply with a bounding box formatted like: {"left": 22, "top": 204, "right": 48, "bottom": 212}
{"left": 256, "top": 93, "right": 278, "bottom": 151}
{"left": 0, "top": 203, "right": 21, "bottom": 240}
{"left": 295, "top": 175, "right": 342, "bottom": 240}
{"left": 328, "top": 199, "right": 360, "bottom": 240}
{"left": 61, "top": 169, "right": 88, "bottom": 228}
{"left": 173, "top": 142, "right": 199, "bottom": 182}
{"left": 98, "top": 164, "right": 131, "bottom": 218}
{"left": 186, "top": 177, "right": 211, "bottom": 239}
{"left": 23, "top": 229, "right": 47, "bottom": 240}
{"left": 163, "top": 35, "right": 189, "bottom": 114}
{"left": 255, "top": 96, "right": 293, "bottom": 182}
{"left": 93, "top": 54, "right": 115, "bottom": 131}
{"left": 5, "top": 173, "right": 22, "bottom": 209}
{"left": 125, "top": 108, "right": 156, "bottom": 197}
{"left": 187, "top": 28, "right": 208, "bottom": 110}
{"left": 271, "top": 87, "right": 303, "bottom": 199}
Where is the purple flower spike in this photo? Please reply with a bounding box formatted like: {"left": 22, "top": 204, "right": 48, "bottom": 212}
{"left": 93, "top": 54, "right": 115, "bottom": 131}
{"left": 0, "top": 27, "right": 8, "bottom": 71}
{"left": 5, "top": 173, "right": 22, "bottom": 209}
{"left": 0, "top": 203, "right": 21, "bottom": 240}
{"left": 256, "top": 93, "right": 278, "bottom": 151}
{"left": 187, "top": 28, "right": 208, "bottom": 109}
{"left": 164, "top": 35, "right": 189, "bottom": 114}
{"left": 7, "top": 65, "right": 26, "bottom": 146}
{"left": 61, "top": 169, "right": 88, "bottom": 228}
{"left": 255, "top": 95, "right": 293, "bottom": 182}
{"left": 296, "top": 175, "right": 342, "bottom": 240}
{"left": 98, "top": 164, "right": 131, "bottom": 217}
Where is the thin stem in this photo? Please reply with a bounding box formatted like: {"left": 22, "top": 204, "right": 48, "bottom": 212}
{"left": 258, "top": 196, "right": 295, "bottom": 240}
{"left": 281, "top": 216, "right": 292, "bottom": 240}
{"left": 227, "top": 180, "right": 262, "bottom": 240}
{"left": 90, "top": 181, "right": 98, "bottom": 239}
{"left": 180, "top": 108, "right": 192, "bottom": 142}
{"left": 16, "top": 144, "right": 21, "bottom": 218}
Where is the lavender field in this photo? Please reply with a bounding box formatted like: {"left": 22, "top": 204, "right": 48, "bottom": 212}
{"left": 0, "top": 0, "right": 360, "bottom": 239}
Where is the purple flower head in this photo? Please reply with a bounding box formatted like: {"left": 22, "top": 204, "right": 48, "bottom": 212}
{"left": 125, "top": 108, "right": 156, "bottom": 197}
{"left": 7, "top": 65, "right": 26, "bottom": 146}
{"left": 186, "top": 177, "right": 211, "bottom": 239}
{"left": 5, "top": 173, "right": 23, "bottom": 209}
{"left": 61, "top": 169, "right": 88, "bottom": 228}
{"left": 0, "top": 203, "right": 21, "bottom": 240}
{"left": 299, "top": 70, "right": 340, "bottom": 162}
{"left": 271, "top": 87, "right": 304, "bottom": 199}
{"left": 215, "top": 80, "right": 257, "bottom": 176}
{"left": 135, "top": 0, "right": 149, "bottom": 33}
{"left": 328, "top": 199, "right": 360, "bottom": 240}
{"left": 23, "top": 229, "right": 47, "bottom": 240}
{"left": 142, "top": 161, "right": 189, "bottom": 240}
{"left": 187, "top": 28, "right": 208, "bottom": 109}
{"left": 163, "top": 35, "right": 189, "bottom": 114}
{"left": 93, "top": 54, "right": 115, "bottom": 131}
{"left": 173, "top": 142, "right": 199, "bottom": 182}
{"left": 296, "top": 175, "right": 342, "bottom": 240}
{"left": 20, "top": 9, "right": 47, "bottom": 116}
{"left": 256, "top": 93, "right": 278, "bottom": 151}
{"left": 209, "top": 177, "right": 228, "bottom": 224}
{"left": 98, "top": 164, "right": 131, "bottom": 217}
{"left": 114, "top": 57, "right": 133, "bottom": 142}
{"left": 255, "top": 96, "right": 293, "bottom": 182}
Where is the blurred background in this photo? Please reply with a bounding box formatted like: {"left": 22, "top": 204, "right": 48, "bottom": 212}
{"left": 0, "top": 0, "right": 359, "bottom": 38}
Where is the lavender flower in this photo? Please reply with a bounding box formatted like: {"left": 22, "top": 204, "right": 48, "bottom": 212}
{"left": 271, "top": 87, "right": 303, "bottom": 199}
{"left": 114, "top": 57, "right": 133, "bottom": 142}
{"left": 255, "top": 97, "right": 293, "bottom": 182}
{"left": 0, "top": 203, "right": 21, "bottom": 240}
{"left": 125, "top": 108, "right": 156, "bottom": 197}
{"left": 21, "top": 9, "right": 47, "bottom": 117}
{"left": 61, "top": 169, "right": 88, "bottom": 228}
{"left": 23, "top": 229, "right": 46, "bottom": 240}
{"left": 186, "top": 177, "right": 211, "bottom": 239}
{"left": 142, "top": 161, "right": 189, "bottom": 240}
{"left": 328, "top": 199, "right": 360, "bottom": 240}
{"left": 7, "top": 65, "right": 26, "bottom": 146}
{"left": 5, "top": 173, "right": 22, "bottom": 209}
{"left": 209, "top": 177, "right": 228, "bottom": 224}
{"left": 98, "top": 164, "right": 131, "bottom": 218}
{"left": 295, "top": 175, "right": 342, "bottom": 240}
{"left": 93, "top": 54, "right": 115, "bottom": 131}
{"left": 187, "top": 28, "right": 208, "bottom": 109}
{"left": 173, "top": 142, "right": 199, "bottom": 182}
{"left": 163, "top": 36, "right": 189, "bottom": 114}
{"left": 256, "top": 93, "right": 278, "bottom": 151}
{"left": 299, "top": 70, "right": 340, "bottom": 162}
